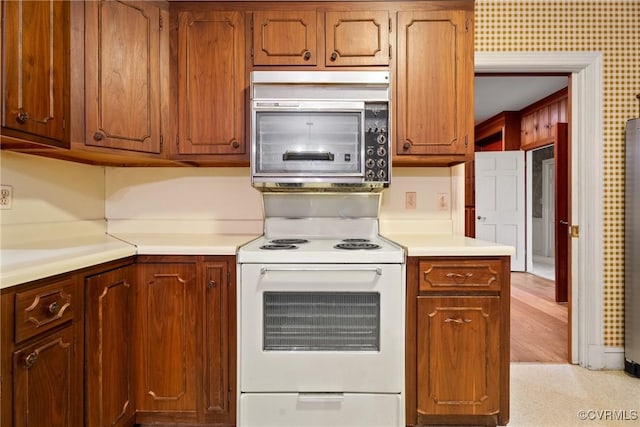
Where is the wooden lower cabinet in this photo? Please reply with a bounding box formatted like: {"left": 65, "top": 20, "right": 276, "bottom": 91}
{"left": 1, "top": 274, "right": 84, "bottom": 427}
{"left": 407, "top": 256, "right": 510, "bottom": 427}
{"left": 134, "top": 258, "right": 199, "bottom": 421}
{"left": 133, "top": 255, "right": 236, "bottom": 426}
{"left": 85, "top": 264, "right": 136, "bottom": 427}
{"left": 417, "top": 296, "right": 500, "bottom": 416}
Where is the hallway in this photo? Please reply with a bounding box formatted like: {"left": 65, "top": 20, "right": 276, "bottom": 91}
{"left": 511, "top": 272, "right": 568, "bottom": 362}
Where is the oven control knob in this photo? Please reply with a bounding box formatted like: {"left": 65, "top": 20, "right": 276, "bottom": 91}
{"left": 377, "top": 158, "right": 386, "bottom": 168}
{"left": 377, "top": 170, "right": 386, "bottom": 179}
{"left": 365, "top": 170, "right": 375, "bottom": 179}
{"left": 366, "top": 147, "right": 374, "bottom": 156}
{"left": 365, "top": 159, "right": 375, "bottom": 168}
{"left": 377, "top": 134, "right": 387, "bottom": 145}
{"left": 377, "top": 146, "right": 387, "bottom": 157}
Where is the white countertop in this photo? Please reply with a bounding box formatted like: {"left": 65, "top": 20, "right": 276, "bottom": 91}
{"left": 112, "top": 233, "right": 259, "bottom": 256}
{"left": 383, "top": 233, "right": 515, "bottom": 257}
{"left": 0, "top": 234, "right": 137, "bottom": 289}
{"left": 2, "top": 222, "right": 512, "bottom": 289}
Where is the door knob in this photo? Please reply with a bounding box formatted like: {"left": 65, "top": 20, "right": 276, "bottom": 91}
{"left": 477, "top": 216, "right": 486, "bottom": 220}
{"left": 559, "top": 220, "right": 569, "bottom": 225}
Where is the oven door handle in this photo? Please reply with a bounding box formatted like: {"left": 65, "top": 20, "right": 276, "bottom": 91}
{"left": 259, "top": 267, "right": 382, "bottom": 275}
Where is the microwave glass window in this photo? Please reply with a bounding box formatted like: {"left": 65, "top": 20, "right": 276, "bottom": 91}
{"left": 255, "top": 112, "right": 362, "bottom": 174}
{"left": 263, "top": 291, "right": 380, "bottom": 351}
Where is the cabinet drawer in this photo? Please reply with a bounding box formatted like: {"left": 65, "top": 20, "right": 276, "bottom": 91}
{"left": 419, "top": 259, "right": 501, "bottom": 292}
{"left": 14, "top": 276, "right": 76, "bottom": 343}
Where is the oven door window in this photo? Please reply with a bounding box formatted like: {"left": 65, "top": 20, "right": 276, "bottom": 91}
{"left": 263, "top": 292, "right": 380, "bottom": 351}
{"left": 255, "top": 111, "right": 362, "bottom": 174}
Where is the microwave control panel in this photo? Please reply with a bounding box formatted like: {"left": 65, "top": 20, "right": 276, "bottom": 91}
{"left": 364, "top": 103, "right": 390, "bottom": 183}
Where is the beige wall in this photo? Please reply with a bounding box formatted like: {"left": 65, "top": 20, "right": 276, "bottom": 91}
{"left": 476, "top": 0, "right": 640, "bottom": 346}
{"left": 0, "top": 151, "right": 105, "bottom": 226}
{"left": 104, "top": 166, "right": 455, "bottom": 232}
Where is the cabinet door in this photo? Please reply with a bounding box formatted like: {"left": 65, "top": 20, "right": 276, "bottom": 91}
{"left": 325, "top": 11, "right": 389, "bottom": 66}
{"left": 13, "top": 328, "right": 81, "bottom": 427}
{"left": 85, "top": 0, "right": 165, "bottom": 153}
{"left": 252, "top": 11, "right": 317, "bottom": 65}
{"left": 177, "top": 10, "right": 246, "bottom": 155}
{"left": 2, "top": 0, "right": 69, "bottom": 145}
{"left": 85, "top": 265, "right": 135, "bottom": 427}
{"left": 520, "top": 111, "right": 536, "bottom": 148}
{"left": 536, "top": 104, "right": 551, "bottom": 141}
{"left": 396, "top": 10, "right": 473, "bottom": 160}
{"left": 135, "top": 262, "right": 198, "bottom": 413}
{"left": 417, "top": 296, "right": 500, "bottom": 416}
{"left": 203, "top": 260, "right": 233, "bottom": 421}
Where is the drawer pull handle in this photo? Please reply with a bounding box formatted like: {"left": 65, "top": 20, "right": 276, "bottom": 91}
{"left": 330, "top": 51, "right": 338, "bottom": 61}
{"left": 445, "top": 272, "right": 473, "bottom": 283}
{"left": 231, "top": 139, "right": 240, "bottom": 149}
{"left": 445, "top": 318, "right": 472, "bottom": 324}
{"left": 24, "top": 352, "right": 38, "bottom": 368}
{"left": 207, "top": 280, "right": 217, "bottom": 289}
{"left": 47, "top": 302, "right": 60, "bottom": 315}
{"left": 303, "top": 50, "right": 311, "bottom": 61}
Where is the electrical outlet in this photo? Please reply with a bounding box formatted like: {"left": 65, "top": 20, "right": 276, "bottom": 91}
{"left": 438, "top": 192, "right": 449, "bottom": 211}
{"left": 405, "top": 192, "right": 417, "bottom": 209}
{"left": 1, "top": 185, "right": 13, "bottom": 209}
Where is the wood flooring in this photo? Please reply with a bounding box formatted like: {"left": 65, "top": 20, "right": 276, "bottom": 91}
{"left": 510, "top": 272, "right": 568, "bottom": 362}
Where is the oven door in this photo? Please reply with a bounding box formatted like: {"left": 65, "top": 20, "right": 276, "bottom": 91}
{"left": 251, "top": 101, "right": 365, "bottom": 182}
{"left": 239, "top": 263, "right": 404, "bottom": 393}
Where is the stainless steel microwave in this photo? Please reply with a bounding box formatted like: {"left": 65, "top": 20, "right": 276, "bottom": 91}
{"left": 250, "top": 71, "right": 391, "bottom": 192}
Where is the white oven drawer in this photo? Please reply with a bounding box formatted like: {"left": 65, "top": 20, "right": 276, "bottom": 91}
{"left": 239, "top": 393, "right": 402, "bottom": 427}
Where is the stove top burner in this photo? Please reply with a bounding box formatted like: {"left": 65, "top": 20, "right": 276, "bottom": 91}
{"left": 341, "top": 238, "right": 371, "bottom": 243}
{"left": 269, "top": 239, "right": 309, "bottom": 245}
{"left": 334, "top": 242, "right": 382, "bottom": 250}
{"left": 259, "top": 244, "right": 299, "bottom": 250}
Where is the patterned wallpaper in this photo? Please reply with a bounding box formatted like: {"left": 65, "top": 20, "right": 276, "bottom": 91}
{"left": 475, "top": 0, "right": 639, "bottom": 347}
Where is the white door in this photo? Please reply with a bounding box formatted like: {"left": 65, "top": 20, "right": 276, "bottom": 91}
{"left": 475, "top": 151, "right": 526, "bottom": 271}
{"left": 239, "top": 263, "right": 404, "bottom": 393}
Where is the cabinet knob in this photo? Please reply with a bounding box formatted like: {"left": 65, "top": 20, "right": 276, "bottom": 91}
{"left": 303, "top": 50, "right": 311, "bottom": 61}
{"left": 231, "top": 139, "right": 240, "bottom": 149}
{"left": 207, "top": 280, "right": 217, "bottom": 289}
{"left": 93, "top": 132, "right": 105, "bottom": 141}
{"left": 402, "top": 141, "right": 411, "bottom": 150}
{"left": 16, "top": 110, "right": 29, "bottom": 124}
{"left": 47, "top": 301, "right": 60, "bottom": 315}
{"left": 24, "top": 352, "right": 38, "bottom": 368}
{"left": 330, "top": 52, "right": 338, "bottom": 61}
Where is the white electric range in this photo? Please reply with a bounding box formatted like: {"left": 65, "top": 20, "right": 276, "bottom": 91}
{"left": 236, "top": 193, "right": 406, "bottom": 427}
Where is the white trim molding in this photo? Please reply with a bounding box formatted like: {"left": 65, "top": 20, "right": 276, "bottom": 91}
{"left": 476, "top": 51, "right": 605, "bottom": 369}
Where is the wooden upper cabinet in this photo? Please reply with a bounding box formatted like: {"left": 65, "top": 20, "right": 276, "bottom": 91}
{"left": 2, "top": 0, "right": 69, "bottom": 146}
{"left": 85, "top": 0, "right": 166, "bottom": 154}
{"left": 253, "top": 11, "right": 317, "bottom": 66}
{"left": 395, "top": 9, "right": 474, "bottom": 165}
{"left": 176, "top": 10, "right": 246, "bottom": 156}
{"left": 520, "top": 87, "right": 568, "bottom": 151}
{"left": 325, "top": 11, "right": 390, "bottom": 67}
{"left": 252, "top": 10, "right": 389, "bottom": 68}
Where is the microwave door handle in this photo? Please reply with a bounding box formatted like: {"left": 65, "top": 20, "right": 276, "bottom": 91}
{"left": 282, "top": 151, "right": 335, "bottom": 161}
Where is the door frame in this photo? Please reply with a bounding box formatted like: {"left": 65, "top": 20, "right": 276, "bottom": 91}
{"left": 476, "top": 52, "right": 613, "bottom": 369}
